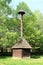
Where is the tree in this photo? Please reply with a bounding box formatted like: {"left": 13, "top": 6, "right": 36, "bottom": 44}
{"left": 0, "top": 0, "right": 20, "bottom": 48}
{"left": 0, "top": 1, "right": 43, "bottom": 51}
{"left": 0, "top": 0, "right": 12, "bottom": 48}
{"left": 34, "top": 10, "right": 43, "bottom": 33}
{"left": 34, "top": 10, "right": 43, "bottom": 50}
{"left": 0, "top": 0, "right": 12, "bottom": 16}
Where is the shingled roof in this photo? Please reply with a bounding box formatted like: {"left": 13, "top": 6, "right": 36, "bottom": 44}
{"left": 12, "top": 38, "right": 32, "bottom": 49}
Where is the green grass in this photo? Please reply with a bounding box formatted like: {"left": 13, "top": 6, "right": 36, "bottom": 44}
{"left": 0, "top": 55, "right": 43, "bottom": 65}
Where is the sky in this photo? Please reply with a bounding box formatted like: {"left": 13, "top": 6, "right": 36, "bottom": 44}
{"left": 10, "top": 0, "right": 43, "bottom": 14}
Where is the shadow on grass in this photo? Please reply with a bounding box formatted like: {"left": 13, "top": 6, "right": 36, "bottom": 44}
{"left": 0, "top": 56, "right": 11, "bottom": 59}
{"left": 30, "top": 54, "right": 41, "bottom": 59}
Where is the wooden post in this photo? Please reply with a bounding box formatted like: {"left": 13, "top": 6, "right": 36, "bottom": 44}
{"left": 20, "top": 14, "right": 23, "bottom": 38}
{"left": 18, "top": 10, "right": 25, "bottom": 39}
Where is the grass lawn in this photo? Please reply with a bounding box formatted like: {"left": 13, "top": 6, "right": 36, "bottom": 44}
{"left": 0, "top": 55, "right": 43, "bottom": 65}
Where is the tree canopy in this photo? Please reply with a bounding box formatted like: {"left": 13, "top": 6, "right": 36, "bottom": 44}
{"left": 0, "top": 0, "right": 43, "bottom": 51}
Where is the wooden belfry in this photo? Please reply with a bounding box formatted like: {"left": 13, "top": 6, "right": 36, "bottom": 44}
{"left": 12, "top": 10, "right": 32, "bottom": 58}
